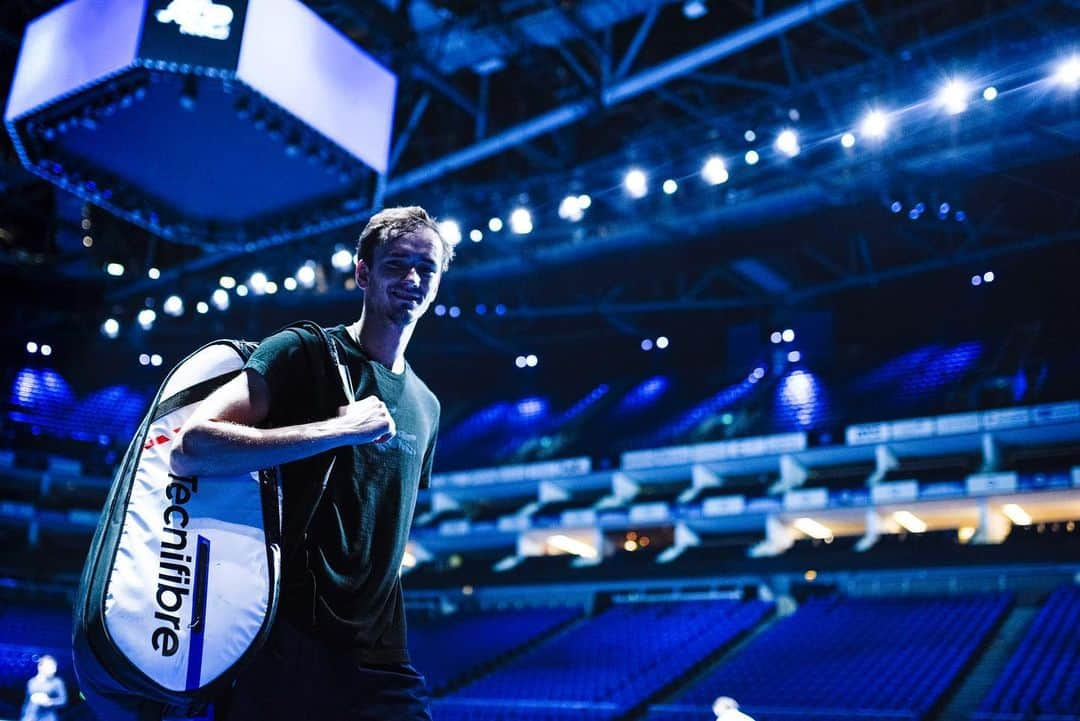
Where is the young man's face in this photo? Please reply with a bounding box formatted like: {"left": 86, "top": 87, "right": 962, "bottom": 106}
{"left": 356, "top": 227, "right": 443, "bottom": 328}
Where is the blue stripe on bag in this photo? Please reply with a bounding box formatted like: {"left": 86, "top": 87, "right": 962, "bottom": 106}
{"left": 185, "top": 535, "right": 211, "bottom": 691}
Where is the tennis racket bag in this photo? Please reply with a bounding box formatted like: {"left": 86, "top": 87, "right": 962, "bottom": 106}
{"left": 73, "top": 321, "right": 349, "bottom": 719}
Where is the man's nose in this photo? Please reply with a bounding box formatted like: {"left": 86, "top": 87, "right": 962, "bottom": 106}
{"left": 405, "top": 267, "right": 421, "bottom": 285}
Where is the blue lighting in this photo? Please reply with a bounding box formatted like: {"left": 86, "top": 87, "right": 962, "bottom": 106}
{"left": 516, "top": 397, "right": 548, "bottom": 419}
{"left": 652, "top": 374, "right": 760, "bottom": 443}
{"left": 8, "top": 368, "right": 148, "bottom": 443}
{"left": 853, "top": 343, "right": 983, "bottom": 409}
{"left": 891, "top": 201, "right": 902, "bottom": 213}
{"left": 774, "top": 369, "right": 829, "bottom": 429}
{"left": 556, "top": 385, "right": 610, "bottom": 424}
{"left": 616, "top": 376, "right": 670, "bottom": 414}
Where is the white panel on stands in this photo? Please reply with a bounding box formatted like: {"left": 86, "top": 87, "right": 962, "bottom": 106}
{"left": 1033, "top": 402, "right": 1080, "bottom": 424}
{"left": 629, "top": 502, "right": 670, "bottom": 524}
{"left": 561, "top": 509, "right": 597, "bottom": 527}
{"left": 936, "top": 413, "right": 982, "bottom": 435}
{"left": 439, "top": 519, "right": 471, "bottom": 536}
{"left": 846, "top": 422, "right": 890, "bottom": 445}
{"left": 702, "top": 495, "right": 746, "bottom": 517}
{"left": 497, "top": 515, "right": 530, "bottom": 533}
{"left": 783, "top": 487, "right": 829, "bottom": 511}
{"left": 966, "top": 472, "right": 1019, "bottom": 495}
{"left": 890, "top": 418, "right": 936, "bottom": 441}
{"left": 870, "top": 480, "right": 919, "bottom": 504}
{"left": 982, "top": 408, "right": 1031, "bottom": 430}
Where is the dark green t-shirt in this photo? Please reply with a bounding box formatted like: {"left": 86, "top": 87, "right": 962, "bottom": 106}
{"left": 245, "top": 324, "right": 439, "bottom": 664}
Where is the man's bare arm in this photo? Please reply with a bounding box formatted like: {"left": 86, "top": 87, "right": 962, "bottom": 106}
{"left": 170, "top": 369, "right": 394, "bottom": 477}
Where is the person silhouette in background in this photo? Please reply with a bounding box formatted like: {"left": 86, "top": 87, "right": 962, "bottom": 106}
{"left": 20, "top": 655, "right": 67, "bottom": 721}
{"left": 713, "top": 696, "right": 755, "bottom": 721}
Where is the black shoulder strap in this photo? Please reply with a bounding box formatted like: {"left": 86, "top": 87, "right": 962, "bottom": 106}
{"left": 277, "top": 321, "right": 353, "bottom": 561}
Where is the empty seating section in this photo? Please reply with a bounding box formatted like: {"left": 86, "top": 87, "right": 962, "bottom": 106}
{"left": 441, "top": 600, "right": 771, "bottom": 718}
{"left": 976, "top": 585, "right": 1080, "bottom": 720}
{"left": 409, "top": 606, "right": 581, "bottom": 692}
{"left": 664, "top": 594, "right": 1010, "bottom": 720}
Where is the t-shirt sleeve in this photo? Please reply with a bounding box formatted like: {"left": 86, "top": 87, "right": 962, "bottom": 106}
{"left": 244, "top": 329, "right": 311, "bottom": 415}
{"left": 418, "top": 404, "right": 439, "bottom": 490}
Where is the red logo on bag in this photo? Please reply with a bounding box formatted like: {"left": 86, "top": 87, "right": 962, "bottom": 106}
{"left": 144, "top": 428, "right": 182, "bottom": 451}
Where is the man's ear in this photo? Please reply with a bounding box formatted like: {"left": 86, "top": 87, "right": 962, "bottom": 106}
{"left": 355, "top": 258, "right": 370, "bottom": 290}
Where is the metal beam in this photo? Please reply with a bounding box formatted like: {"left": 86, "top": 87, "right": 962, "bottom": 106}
{"left": 388, "top": 92, "right": 431, "bottom": 173}
{"left": 390, "top": 0, "right": 857, "bottom": 193}
{"left": 615, "top": 6, "right": 660, "bottom": 80}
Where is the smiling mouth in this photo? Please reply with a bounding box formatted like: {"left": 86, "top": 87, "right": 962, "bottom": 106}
{"left": 391, "top": 289, "right": 423, "bottom": 304}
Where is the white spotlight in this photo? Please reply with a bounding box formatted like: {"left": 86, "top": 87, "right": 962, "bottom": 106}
{"left": 196, "top": 301, "right": 209, "bottom": 314}
{"left": 106, "top": 262, "right": 125, "bottom": 277}
{"left": 744, "top": 129, "right": 756, "bottom": 142}
{"left": 469, "top": 229, "right": 483, "bottom": 243}
{"left": 623, "top": 168, "right": 648, "bottom": 198}
{"left": 938, "top": 79, "right": 971, "bottom": 115}
{"left": 514, "top": 355, "right": 527, "bottom": 369}
{"left": 983, "top": 270, "right": 995, "bottom": 283}
{"left": 547, "top": 534, "right": 598, "bottom": 559}
{"left": 893, "top": 511, "right": 927, "bottom": 534}
{"left": 859, "top": 109, "right": 889, "bottom": 139}
{"left": 793, "top": 517, "right": 833, "bottom": 540}
{"left": 1054, "top": 55, "right": 1080, "bottom": 88}
{"left": 782, "top": 329, "right": 795, "bottom": 343}
{"left": 150, "top": 354, "right": 163, "bottom": 367}
{"left": 211, "top": 288, "right": 230, "bottom": 311}
{"left": 509, "top": 207, "right": 533, "bottom": 234}
{"left": 235, "top": 284, "right": 249, "bottom": 297}
{"left": 701, "top": 156, "right": 729, "bottom": 185}
{"left": 744, "top": 149, "right": 760, "bottom": 165}
{"left": 281, "top": 277, "right": 296, "bottom": 292}
{"left": 488, "top": 217, "right": 504, "bottom": 232}
{"left": 163, "top": 295, "right": 184, "bottom": 317}
{"left": 219, "top": 275, "right": 236, "bottom": 289}
{"left": 138, "top": 354, "right": 150, "bottom": 366}
{"left": 147, "top": 267, "right": 161, "bottom": 280}
{"left": 775, "top": 129, "right": 800, "bottom": 157}
{"left": 577, "top": 194, "right": 592, "bottom": 209}
{"left": 840, "top": 133, "right": 856, "bottom": 148}
{"left": 437, "top": 219, "right": 462, "bottom": 245}
{"left": 525, "top": 354, "right": 538, "bottom": 367}
{"left": 264, "top": 281, "right": 278, "bottom": 295}
{"left": 331, "top": 248, "right": 354, "bottom": 271}
{"left": 656, "top": 336, "right": 669, "bottom": 349}
{"left": 1002, "top": 503, "right": 1032, "bottom": 526}
{"left": 770, "top": 331, "right": 782, "bottom": 344}
{"left": 788, "top": 350, "right": 801, "bottom": 362}
{"left": 102, "top": 318, "right": 120, "bottom": 338}
{"left": 662, "top": 179, "right": 678, "bottom": 195}
{"left": 26, "top": 341, "right": 38, "bottom": 353}
{"left": 682, "top": 0, "right": 708, "bottom": 20}
{"left": 249, "top": 271, "right": 268, "bottom": 294}
{"left": 40, "top": 344, "right": 52, "bottom": 357}
{"left": 558, "top": 195, "right": 584, "bottom": 222}
{"left": 296, "top": 263, "right": 316, "bottom": 288}
{"left": 137, "top": 308, "right": 156, "bottom": 329}
{"left": 983, "top": 86, "right": 998, "bottom": 101}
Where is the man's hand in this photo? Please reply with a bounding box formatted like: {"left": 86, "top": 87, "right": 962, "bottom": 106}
{"left": 30, "top": 692, "right": 49, "bottom": 706}
{"left": 337, "top": 396, "right": 396, "bottom": 445}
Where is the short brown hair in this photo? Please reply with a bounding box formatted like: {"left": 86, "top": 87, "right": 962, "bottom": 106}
{"left": 355, "top": 206, "right": 455, "bottom": 272}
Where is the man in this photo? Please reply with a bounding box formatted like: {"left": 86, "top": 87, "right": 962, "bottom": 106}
{"left": 171, "top": 206, "right": 452, "bottom": 720}
{"left": 713, "top": 696, "right": 755, "bottom": 721}
{"left": 20, "top": 655, "right": 67, "bottom": 721}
